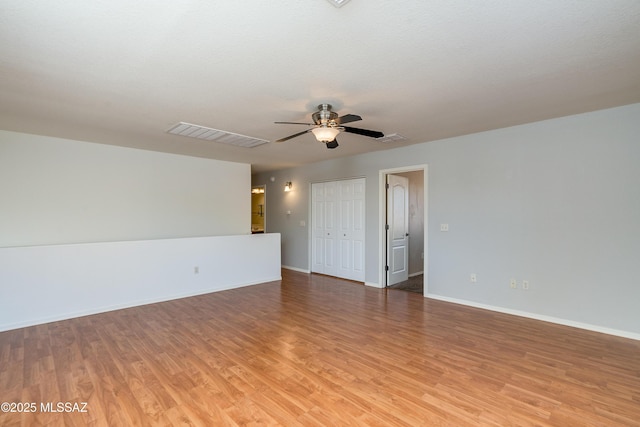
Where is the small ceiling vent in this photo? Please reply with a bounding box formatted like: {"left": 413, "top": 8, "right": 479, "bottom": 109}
{"left": 325, "top": 0, "right": 351, "bottom": 8}
{"left": 376, "top": 133, "right": 407, "bottom": 143}
{"left": 167, "top": 122, "right": 269, "bottom": 148}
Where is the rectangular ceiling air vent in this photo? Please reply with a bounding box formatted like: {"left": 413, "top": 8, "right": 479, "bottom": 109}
{"left": 166, "top": 122, "right": 269, "bottom": 148}
{"left": 325, "top": 0, "right": 351, "bottom": 7}
{"left": 376, "top": 133, "right": 407, "bottom": 143}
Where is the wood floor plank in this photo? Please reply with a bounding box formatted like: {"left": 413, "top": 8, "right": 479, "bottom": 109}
{"left": 1, "top": 269, "right": 639, "bottom": 426}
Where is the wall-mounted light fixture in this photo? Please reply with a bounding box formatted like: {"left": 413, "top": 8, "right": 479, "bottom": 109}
{"left": 284, "top": 181, "right": 292, "bottom": 192}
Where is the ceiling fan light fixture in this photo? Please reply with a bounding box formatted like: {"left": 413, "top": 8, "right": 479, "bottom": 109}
{"left": 311, "top": 126, "right": 340, "bottom": 142}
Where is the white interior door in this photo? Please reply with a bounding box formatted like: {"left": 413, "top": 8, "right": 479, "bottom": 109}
{"left": 387, "top": 174, "right": 409, "bottom": 286}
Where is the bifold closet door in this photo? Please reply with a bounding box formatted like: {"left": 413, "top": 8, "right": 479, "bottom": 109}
{"left": 312, "top": 179, "right": 365, "bottom": 282}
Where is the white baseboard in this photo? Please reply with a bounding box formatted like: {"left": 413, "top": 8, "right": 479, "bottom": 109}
{"left": 426, "top": 294, "right": 640, "bottom": 341}
{"left": 282, "top": 265, "right": 310, "bottom": 274}
{"left": 409, "top": 271, "right": 424, "bottom": 278}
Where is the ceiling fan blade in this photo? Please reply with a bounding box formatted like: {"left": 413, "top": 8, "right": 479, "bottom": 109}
{"left": 326, "top": 140, "right": 339, "bottom": 149}
{"left": 275, "top": 129, "right": 311, "bottom": 143}
{"left": 274, "top": 121, "right": 313, "bottom": 125}
{"left": 343, "top": 126, "right": 384, "bottom": 139}
{"left": 337, "top": 114, "right": 362, "bottom": 125}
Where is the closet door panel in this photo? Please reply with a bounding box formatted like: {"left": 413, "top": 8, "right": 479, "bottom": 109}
{"left": 322, "top": 182, "right": 337, "bottom": 276}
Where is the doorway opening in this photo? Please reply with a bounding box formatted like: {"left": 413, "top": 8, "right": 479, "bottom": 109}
{"left": 251, "top": 185, "right": 265, "bottom": 233}
{"left": 379, "top": 166, "right": 427, "bottom": 295}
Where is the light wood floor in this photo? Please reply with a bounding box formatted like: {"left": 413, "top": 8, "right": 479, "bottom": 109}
{"left": 1, "top": 269, "right": 639, "bottom": 426}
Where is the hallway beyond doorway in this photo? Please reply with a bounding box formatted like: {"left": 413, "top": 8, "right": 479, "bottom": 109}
{"left": 387, "top": 274, "right": 423, "bottom": 294}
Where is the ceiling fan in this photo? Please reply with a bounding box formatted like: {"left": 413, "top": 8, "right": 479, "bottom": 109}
{"left": 274, "top": 104, "right": 384, "bottom": 149}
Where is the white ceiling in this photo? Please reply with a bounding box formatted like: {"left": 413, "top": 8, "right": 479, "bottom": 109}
{"left": 2, "top": 1, "right": 640, "bottom": 173}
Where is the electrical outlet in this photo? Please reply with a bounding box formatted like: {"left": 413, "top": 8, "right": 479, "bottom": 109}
{"left": 510, "top": 278, "right": 517, "bottom": 289}
{"left": 522, "top": 280, "right": 529, "bottom": 290}
{"left": 440, "top": 223, "right": 449, "bottom": 232}
{"left": 470, "top": 273, "right": 477, "bottom": 283}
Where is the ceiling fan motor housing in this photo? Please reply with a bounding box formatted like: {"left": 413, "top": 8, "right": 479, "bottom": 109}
{"left": 312, "top": 104, "right": 339, "bottom": 126}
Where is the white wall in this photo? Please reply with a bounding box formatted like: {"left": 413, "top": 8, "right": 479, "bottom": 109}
{"left": 0, "top": 234, "right": 281, "bottom": 331}
{"left": 253, "top": 103, "right": 640, "bottom": 337}
{"left": 0, "top": 130, "right": 250, "bottom": 247}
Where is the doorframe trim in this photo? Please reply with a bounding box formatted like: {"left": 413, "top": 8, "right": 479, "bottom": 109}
{"left": 378, "top": 165, "right": 428, "bottom": 295}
